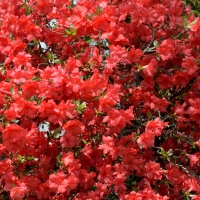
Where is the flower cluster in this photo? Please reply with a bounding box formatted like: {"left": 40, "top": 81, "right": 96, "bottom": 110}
{"left": 0, "top": 0, "right": 199, "bottom": 199}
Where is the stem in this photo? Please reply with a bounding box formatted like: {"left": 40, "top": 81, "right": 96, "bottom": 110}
{"left": 142, "top": 23, "right": 164, "bottom": 53}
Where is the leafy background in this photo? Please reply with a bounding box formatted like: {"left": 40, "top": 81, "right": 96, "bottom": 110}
{"left": 182, "top": 0, "right": 200, "bottom": 16}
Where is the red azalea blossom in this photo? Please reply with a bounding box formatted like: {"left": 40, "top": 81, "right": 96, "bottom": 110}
{"left": 156, "top": 39, "right": 177, "bottom": 61}
{"left": 10, "top": 183, "right": 28, "bottom": 200}
{"left": 0, "top": 0, "right": 199, "bottom": 199}
{"left": 60, "top": 120, "right": 84, "bottom": 148}
{"left": 49, "top": 172, "right": 69, "bottom": 194}
{"left": 2, "top": 124, "right": 27, "bottom": 153}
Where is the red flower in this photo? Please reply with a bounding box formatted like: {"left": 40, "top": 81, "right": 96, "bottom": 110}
{"left": 40, "top": 100, "right": 66, "bottom": 126}
{"left": 138, "top": 118, "right": 168, "bottom": 149}
{"left": 93, "top": 17, "right": 111, "bottom": 32}
{"left": 97, "top": 164, "right": 113, "bottom": 185}
{"left": 60, "top": 120, "right": 84, "bottom": 148}
{"left": 99, "top": 84, "right": 121, "bottom": 112}
{"left": 157, "top": 39, "right": 177, "bottom": 61}
{"left": 172, "top": 71, "right": 189, "bottom": 87}
{"left": 99, "top": 136, "right": 114, "bottom": 155}
{"left": 156, "top": 74, "right": 174, "bottom": 89}
{"left": 143, "top": 161, "right": 163, "bottom": 184}
{"left": 33, "top": 0, "right": 53, "bottom": 15}
{"left": 143, "top": 59, "right": 158, "bottom": 77}
{"left": 182, "top": 57, "right": 198, "bottom": 75}
{"left": 0, "top": 35, "right": 11, "bottom": 54}
{"left": 35, "top": 181, "right": 49, "bottom": 200}
{"left": 12, "top": 52, "right": 32, "bottom": 68}
{"left": 62, "top": 152, "right": 80, "bottom": 173}
{"left": 103, "top": 106, "right": 134, "bottom": 134}
{"left": 137, "top": 132, "right": 155, "bottom": 149}
{"left": 128, "top": 46, "right": 143, "bottom": 63}
{"left": 21, "top": 80, "right": 40, "bottom": 98}
{"left": 145, "top": 118, "right": 168, "bottom": 137}
{"left": 187, "top": 98, "right": 200, "bottom": 124}
{"left": 0, "top": 0, "right": 199, "bottom": 198}
{"left": 10, "top": 183, "right": 28, "bottom": 200}
{"left": 49, "top": 172, "right": 69, "bottom": 194}
{"left": 0, "top": 158, "right": 11, "bottom": 176}
{"left": 186, "top": 154, "right": 199, "bottom": 167}
{"left": 196, "top": 140, "right": 200, "bottom": 149}
{"left": 2, "top": 124, "right": 27, "bottom": 153}
{"left": 183, "top": 177, "right": 200, "bottom": 193}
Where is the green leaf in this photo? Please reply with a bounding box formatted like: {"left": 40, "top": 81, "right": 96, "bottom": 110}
{"left": 54, "top": 59, "right": 61, "bottom": 64}
{"left": 184, "top": 195, "right": 190, "bottom": 200}
{"left": 77, "top": 110, "right": 82, "bottom": 114}
{"left": 74, "top": 99, "right": 87, "bottom": 114}
{"left": 27, "top": 156, "right": 34, "bottom": 161}
{"left": 31, "top": 76, "right": 42, "bottom": 81}
{"left": 86, "top": 13, "right": 95, "bottom": 20}
{"left": 33, "top": 38, "right": 39, "bottom": 45}
{"left": 160, "top": 148, "right": 166, "bottom": 156}
{"left": 78, "top": 102, "right": 87, "bottom": 110}
{"left": 56, "top": 155, "right": 63, "bottom": 165}
{"left": 132, "top": 186, "right": 138, "bottom": 191}
{"left": 47, "top": 51, "right": 52, "bottom": 59}
{"left": 82, "top": 36, "right": 93, "bottom": 44}
{"left": 153, "top": 40, "right": 159, "bottom": 48}
{"left": 18, "top": 155, "right": 26, "bottom": 163}
{"left": 188, "top": 19, "right": 198, "bottom": 26}
{"left": 96, "top": 5, "right": 102, "bottom": 15}
{"left": 82, "top": 139, "right": 87, "bottom": 144}
{"left": 167, "top": 157, "right": 171, "bottom": 161}
{"left": 41, "top": 96, "right": 46, "bottom": 101}
{"left": 65, "top": 28, "right": 77, "bottom": 36}
{"left": 18, "top": 155, "right": 22, "bottom": 161}
{"left": 76, "top": 99, "right": 81, "bottom": 105}
{"left": 53, "top": 127, "right": 61, "bottom": 136}
{"left": 50, "top": 127, "right": 61, "bottom": 139}
{"left": 10, "top": 86, "right": 14, "bottom": 94}
{"left": 23, "top": 3, "right": 32, "bottom": 15}
{"left": 147, "top": 110, "right": 152, "bottom": 120}
{"left": 102, "top": 89, "right": 107, "bottom": 97}
{"left": 182, "top": 16, "right": 188, "bottom": 27}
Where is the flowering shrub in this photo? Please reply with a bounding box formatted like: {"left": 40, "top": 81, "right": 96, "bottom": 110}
{"left": 0, "top": 0, "right": 199, "bottom": 199}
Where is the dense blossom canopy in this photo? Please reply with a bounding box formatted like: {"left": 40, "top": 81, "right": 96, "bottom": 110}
{"left": 0, "top": 0, "right": 200, "bottom": 199}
